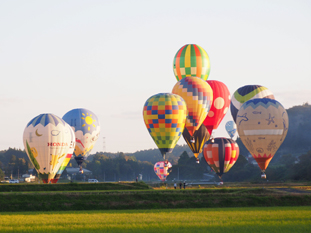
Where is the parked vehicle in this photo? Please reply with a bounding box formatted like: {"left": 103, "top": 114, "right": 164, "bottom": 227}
{"left": 1, "top": 177, "right": 10, "bottom": 183}
{"left": 9, "top": 179, "right": 19, "bottom": 183}
{"left": 88, "top": 179, "right": 98, "bottom": 183}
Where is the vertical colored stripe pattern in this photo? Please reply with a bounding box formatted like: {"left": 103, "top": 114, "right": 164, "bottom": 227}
{"left": 173, "top": 44, "right": 210, "bottom": 81}
{"left": 183, "top": 124, "right": 210, "bottom": 159}
{"left": 172, "top": 77, "right": 213, "bottom": 136}
{"left": 203, "top": 138, "right": 239, "bottom": 178}
{"left": 143, "top": 93, "right": 187, "bottom": 157}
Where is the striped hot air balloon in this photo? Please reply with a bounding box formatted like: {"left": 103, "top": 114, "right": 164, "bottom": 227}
{"left": 143, "top": 93, "right": 187, "bottom": 159}
{"left": 172, "top": 77, "right": 213, "bottom": 140}
{"left": 182, "top": 124, "right": 210, "bottom": 163}
{"left": 236, "top": 98, "right": 289, "bottom": 178}
{"left": 203, "top": 137, "right": 239, "bottom": 179}
{"left": 23, "top": 114, "right": 72, "bottom": 183}
{"left": 230, "top": 85, "right": 275, "bottom": 123}
{"left": 173, "top": 44, "right": 210, "bottom": 81}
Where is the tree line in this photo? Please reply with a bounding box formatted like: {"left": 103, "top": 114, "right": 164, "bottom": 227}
{"left": 1, "top": 103, "right": 311, "bottom": 182}
{"left": 1, "top": 146, "right": 311, "bottom": 182}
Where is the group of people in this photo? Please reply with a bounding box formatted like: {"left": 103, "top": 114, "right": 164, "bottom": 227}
{"left": 174, "top": 181, "right": 186, "bottom": 189}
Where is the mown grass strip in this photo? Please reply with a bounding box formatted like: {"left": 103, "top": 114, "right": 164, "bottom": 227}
{"left": 0, "top": 188, "right": 310, "bottom": 212}
{"left": 0, "top": 182, "right": 150, "bottom": 192}
{"left": 0, "top": 207, "right": 310, "bottom": 233}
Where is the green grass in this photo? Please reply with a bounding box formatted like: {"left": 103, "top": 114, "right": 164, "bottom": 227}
{"left": 1, "top": 188, "right": 311, "bottom": 212}
{"left": 0, "top": 207, "right": 310, "bottom": 232}
{"left": 0, "top": 181, "right": 150, "bottom": 192}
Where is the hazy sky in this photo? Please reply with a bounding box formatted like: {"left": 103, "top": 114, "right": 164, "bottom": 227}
{"left": 1, "top": 0, "right": 310, "bottom": 154}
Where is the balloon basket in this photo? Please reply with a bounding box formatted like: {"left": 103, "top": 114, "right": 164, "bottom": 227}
{"left": 42, "top": 179, "right": 50, "bottom": 184}
{"left": 50, "top": 179, "right": 58, "bottom": 184}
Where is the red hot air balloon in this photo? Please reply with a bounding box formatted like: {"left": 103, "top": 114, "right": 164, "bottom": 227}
{"left": 203, "top": 137, "right": 239, "bottom": 180}
{"left": 203, "top": 80, "right": 230, "bottom": 136}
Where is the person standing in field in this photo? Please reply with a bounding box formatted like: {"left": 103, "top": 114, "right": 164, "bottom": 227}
{"left": 174, "top": 182, "right": 177, "bottom": 189}
{"left": 179, "top": 182, "right": 182, "bottom": 189}
{"left": 183, "top": 181, "right": 186, "bottom": 189}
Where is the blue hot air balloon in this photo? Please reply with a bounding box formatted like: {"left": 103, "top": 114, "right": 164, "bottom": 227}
{"left": 225, "top": 121, "right": 237, "bottom": 139}
{"left": 62, "top": 108, "right": 100, "bottom": 173}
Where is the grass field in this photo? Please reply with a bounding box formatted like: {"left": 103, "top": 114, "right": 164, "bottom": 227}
{"left": 0, "top": 206, "right": 310, "bottom": 233}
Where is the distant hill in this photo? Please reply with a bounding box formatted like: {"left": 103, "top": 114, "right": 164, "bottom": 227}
{"left": 91, "top": 103, "right": 311, "bottom": 164}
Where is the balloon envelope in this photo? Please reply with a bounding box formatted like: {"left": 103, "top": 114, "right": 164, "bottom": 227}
{"left": 203, "top": 80, "right": 230, "bottom": 135}
{"left": 50, "top": 124, "right": 75, "bottom": 183}
{"left": 203, "top": 137, "right": 239, "bottom": 178}
{"left": 23, "top": 113, "right": 72, "bottom": 183}
{"left": 230, "top": 85, "right": 275, "bottom": 123}
{"left": 154, "top": 161, "right": 172, "bottom": 182}
{"left": 225, "top": 121, "right": 237, "bottom": 138}
{"left": 173, "top": 44, "right": 210, "bottom": 81}
{"left": 172, "top": 77, "right": 213, "bottom": 137}
{"left": 143, "top": 93, "right": 187, "bottom": 159}
{"left": 183, "top": 124, "right": 210, "bottom": 161}
{"left": 236, "top": 98, "right": 289, "bottom": 172}
{"left": 62, "top": 108, "right": 100, "bottom": 168}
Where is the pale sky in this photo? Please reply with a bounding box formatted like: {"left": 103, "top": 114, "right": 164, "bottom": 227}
{"left": 1, "top": 0, "right": 310, "bottom": 154}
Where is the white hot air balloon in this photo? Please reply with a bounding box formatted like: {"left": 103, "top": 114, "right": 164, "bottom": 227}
{"left": 23, "top": 113, "right": 72, "bottom": 183}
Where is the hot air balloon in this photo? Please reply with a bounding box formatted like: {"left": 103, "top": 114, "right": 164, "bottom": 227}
{"left": 62, "top": 108, "right": 100, "bottom": 173}
{"left": 230, "top": 85, "right": 275, "bottom": 123}
{"left": 23, "top": 113, "right": 72, "bottom": 183}
{"left": 154, "top": 161, "right": 172, "bottom": 182}
{"left": 225, "top": 121, "right": 237, "bottom": 139}
{"left": 172, "top": 77, "right": 213, "bottom": 142}
{"left": 203, "top": 137, "right": 239, "bottom": 180}
{"left": 173, "top": 44, "right": 211, "bottom": 81}
{"left": 183, "top": 124, "right": 210, "bottom": 163}
{"left": 236, "top": 98, "right": 289, "bottom": 178}
{"left": 50, "top": 124, "right": 75, "bottom": 183}
{"left": 203, "top": 80, "right": 230, "bottom": 136}
{"left": 143, "top": 93, "right": 187, "bottom": 160}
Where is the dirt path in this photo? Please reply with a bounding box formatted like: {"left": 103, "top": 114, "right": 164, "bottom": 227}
{"left": 272, "top": 188, "right": 311, "bottom": 194}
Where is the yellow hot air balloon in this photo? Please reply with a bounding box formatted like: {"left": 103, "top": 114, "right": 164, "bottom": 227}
{"left": 143, "top": 93, "right": 187, "bottom": 159}
{"left": 236, "top": 98, "right": 289, "bottom": 178}
{"left": 172, "top": 77, "right": 213, "bottom": 141}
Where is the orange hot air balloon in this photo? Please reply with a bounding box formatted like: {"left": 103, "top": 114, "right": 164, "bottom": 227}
{"left": 172, "top": 77, "right": 213, "bottom": 142}
{"left": 203, "top": 137, "right": 239, "bottom": 179}
{"left": 203, "top": 80, "right": 230, "bottom": 136}
{"left": 236, "top": 98, "right": 289, "bottom": 178}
